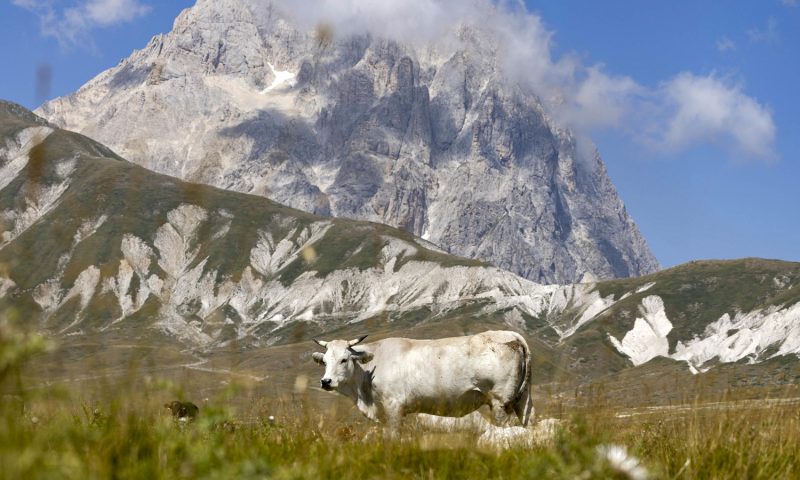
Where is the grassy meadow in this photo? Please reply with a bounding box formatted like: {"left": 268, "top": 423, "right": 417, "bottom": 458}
{"left": 3, "top": 321, "right": 800, "bottom": 480}
{"left": 3, "top": 385, "right": 800, "bottom": 479}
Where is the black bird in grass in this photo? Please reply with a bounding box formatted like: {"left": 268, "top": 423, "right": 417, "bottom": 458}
{"left": 164, "top": 401, "right": 199, "bottom": 422}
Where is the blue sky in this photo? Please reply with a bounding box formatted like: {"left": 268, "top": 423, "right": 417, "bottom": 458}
{"left": 532, "top": 1, "right": 799, "bottom": 267}
{"left": 1, "top": 0, "right": 798, "bottom": 268}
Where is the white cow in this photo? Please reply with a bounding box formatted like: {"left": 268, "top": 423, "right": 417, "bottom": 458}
{"left": 311, "top": 330, "right": 533, "bottom": 429}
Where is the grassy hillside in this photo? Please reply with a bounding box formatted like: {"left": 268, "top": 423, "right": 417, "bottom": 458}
{"left": 2, "top": 99, "right": 799, "bottom": 406}
{"left": 554, "top": 259, "right": 800, "bottom": 381}
{"left": 595, "top": 258, "right": 800, "bottom": 344}
{"left": 0, "top": 100, "right": 489, "bottom": 347}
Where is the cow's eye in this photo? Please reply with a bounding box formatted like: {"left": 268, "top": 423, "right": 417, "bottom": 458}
{"left": 340, "top": 358, "right": 348, "bottom": 364}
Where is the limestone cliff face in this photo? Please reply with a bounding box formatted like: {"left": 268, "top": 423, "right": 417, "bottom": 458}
{"left": 38, "top": 0, "right": 659, "bottom": 284}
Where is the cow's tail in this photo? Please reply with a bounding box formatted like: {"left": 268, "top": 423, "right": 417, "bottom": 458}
{"left": 510, "top": 332, "right": 534, "bottom": 426}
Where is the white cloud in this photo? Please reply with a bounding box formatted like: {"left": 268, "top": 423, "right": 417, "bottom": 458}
{"left": 254, "top": 0, "right": 476, "bottom": 45}
{"left": 560, "top": 66, "right": 644, "bottom": 130}
{"left": 654, "top": 73, "right": 776, "bottom": 159}
{"left": 263, "top": 0, "right": 637, "bottom": 129}
{"left": 83, "top": 0, "right": 151, "bottom": 26}
{"left": 716, "top": 36, "right": 736, "bottom": 52}
{"left": 262, "top": 0, "right": 777, "bottom": 161}
{"left": 12, "top": 0, "right": 151, "bottom": 48}
{"left": 747, "top": 17, "right": 779, "bottom": 44}
{"left": 17, "top": 0, "right": 774, "bottom": 162}
{"left": 781, "top": 0, "right": 797, "bottom": 7}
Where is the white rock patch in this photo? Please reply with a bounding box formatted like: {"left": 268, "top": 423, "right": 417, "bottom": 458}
{"left": 0, "top": 178, "right": 72, "bottom": 248}
{"left": 547, "top": 283, "right": 618, "bottom": 339}
{"left": 249, "top": 222, "right": 331, "bottom": 277}
{"left": 154, "top": 204, "right": 208, "bottom": 278}
{"left": 0, "top": 276, "right": 16, "bottom": 298}
{"left": 0, "top": 126, "right": 53, "bottom": 192}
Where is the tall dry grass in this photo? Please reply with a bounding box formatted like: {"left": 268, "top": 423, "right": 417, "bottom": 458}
{"left": 3, "top": 381, "right": 800, "bottom": 479}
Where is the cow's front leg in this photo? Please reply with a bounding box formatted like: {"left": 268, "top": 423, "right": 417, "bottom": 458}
{"left": 382, "top": 402, "right": 404, "bottom": 439}
{"left": 490, "top": 399, "right": 514, "bottom": 427}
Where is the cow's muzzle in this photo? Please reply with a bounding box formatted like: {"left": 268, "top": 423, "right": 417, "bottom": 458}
{"left": 320, "top": 378, "right": 333, "bottom": 391}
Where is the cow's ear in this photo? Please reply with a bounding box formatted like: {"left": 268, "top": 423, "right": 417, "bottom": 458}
{"left": 312, "top": 352, "right": 325, "bottom": 365}
{"left": 355, "top": 350, "right": 374, "bottom": 364}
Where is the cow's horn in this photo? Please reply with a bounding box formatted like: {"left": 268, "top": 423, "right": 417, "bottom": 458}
{"left": 313, "top": 339, "right": 328, "bottom": 347}
{"left": 348, "top": 335, "right": 368, "bottom": 346}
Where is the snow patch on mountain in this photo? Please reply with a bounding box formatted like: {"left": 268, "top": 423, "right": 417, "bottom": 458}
{"left": 602, "top": 294, "right": 800, "bottom": 372}
{"left": 261, "top": 62, "right": 296, "bottom": 93}
{"left": 608, "top": 296, "right": 673, "bottom": 366}
{"left": 673, "top": 302, "right": 800, "bottom": 372}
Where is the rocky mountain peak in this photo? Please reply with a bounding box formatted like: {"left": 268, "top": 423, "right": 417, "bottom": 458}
{"left": 36, "top": 0, "right": 659, "bottom": 284}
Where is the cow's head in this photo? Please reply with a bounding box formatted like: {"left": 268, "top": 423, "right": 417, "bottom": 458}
{"left": 311, "top": 335, "right": 374, "bottom": 390}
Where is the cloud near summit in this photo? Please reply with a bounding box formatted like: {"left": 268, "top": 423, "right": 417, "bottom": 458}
{"left": 657, "top": 73, "right": 776, "bottom": 160}
{"left": 13, "top": 0, "right": 775, "bottom": 161}
{"left": 12, "top": 0, "right": 151, "bottom": 48}
{"left": 264, "top": 0, "right": 776, "bottom": 161}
